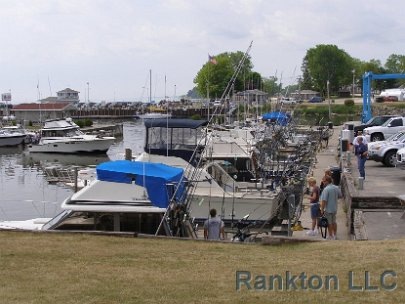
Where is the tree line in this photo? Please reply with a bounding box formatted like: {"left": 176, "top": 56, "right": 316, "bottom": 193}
{"left": 191, "top": 44, "right": 405, "bottom": 99}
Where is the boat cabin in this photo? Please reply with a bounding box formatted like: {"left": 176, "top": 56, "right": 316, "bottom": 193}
{"left": 144, "top": 118, "right": 208, "bottom": 163}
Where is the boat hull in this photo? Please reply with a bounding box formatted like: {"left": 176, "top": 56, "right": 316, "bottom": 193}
{"left": 28, "top": 138, "right": 115, "bottom": 153}
{"left": 0, "top": 135, "right": 26, "bottom": 147}
{"left": 188, "top": 191, "right": 284, "bottom": 223}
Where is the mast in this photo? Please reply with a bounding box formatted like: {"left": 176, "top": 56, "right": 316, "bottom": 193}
{"left": 149, "top": 69, "right": 152, "bottom": 103}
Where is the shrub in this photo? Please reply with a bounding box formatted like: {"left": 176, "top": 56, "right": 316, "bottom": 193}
{"left": 190, "top": 114, "right": 201, "bottom": 120}
{"left": 344, "top": 99, "right": 355, "bottom": 107}
{"left": 84, "top": 118, "right": 93, "bottom": 127}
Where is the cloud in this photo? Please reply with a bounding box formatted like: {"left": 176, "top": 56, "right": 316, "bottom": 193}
{"left": 0, "top": 0, "right": 404, "bottom": 102}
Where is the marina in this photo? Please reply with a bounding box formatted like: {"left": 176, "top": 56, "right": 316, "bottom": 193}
{"left": 0, "top": 120, "right": 144, "bottom": 222}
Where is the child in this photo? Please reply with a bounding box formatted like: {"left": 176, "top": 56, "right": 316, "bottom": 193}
{"left": 306, "top": 177, "right": 320, "bottom": 236}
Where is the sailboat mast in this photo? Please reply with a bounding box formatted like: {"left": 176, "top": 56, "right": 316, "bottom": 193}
{"left": 149, "top": 69, "right": 152, "bottom": 103}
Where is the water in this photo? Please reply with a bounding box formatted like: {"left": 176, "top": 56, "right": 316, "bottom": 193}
{"left": 0, "top": 120, "right": 145, "bottom": 221}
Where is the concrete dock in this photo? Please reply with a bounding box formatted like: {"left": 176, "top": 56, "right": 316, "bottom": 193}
{"left": 291, "top": 123, "right": 405, "bottom": 241}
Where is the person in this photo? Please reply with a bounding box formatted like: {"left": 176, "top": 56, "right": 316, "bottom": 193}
{"left": 204, "top": 208, "right": 225, "bottom": 240}
{"left": 319, "top": 169, "right": 332, "bottom": 194}
{"left": 320, "top": 175, "right": 342, "bottom": 240}
{"left": 305, "top": 177, "right": 320, "bottom": 236}
{"left": 355, "top": 136, "right": 368, "bottom": 179}
{"left": 352, "top": 130, "right": 368, "bottom": 151}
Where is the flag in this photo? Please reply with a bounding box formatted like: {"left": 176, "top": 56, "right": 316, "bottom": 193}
{"left": 208, "top": 54, "right": 218, "bottom": 65}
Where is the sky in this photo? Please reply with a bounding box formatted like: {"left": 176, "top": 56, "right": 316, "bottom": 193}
{"left": 0, "top": 0, "right": 404, "bottom": 104}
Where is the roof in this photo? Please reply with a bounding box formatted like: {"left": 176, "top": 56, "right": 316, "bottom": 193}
{"left": 57, "top": 88, "right": 80, "bottom": 94}
{"left": 144, "top": 118, "right": 208, "bottom": 129}
{"left": 236, "top": 89, "right": 268, "bottom": 96}
{"left": 12, "top": 102, "right": 73, "bottom": 111}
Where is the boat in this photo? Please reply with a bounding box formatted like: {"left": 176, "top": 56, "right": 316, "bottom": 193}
{"left": 0, "top": 129, "right": 26, "bottom": 147}
{"left": 0, "top": 160, "right": 186, "bottom": 235}
{"left": 136, "top": 152, "right": 285, "bottom": 225}
{"left": 138, "top": 118, "right": 289, "bottom": 224}
{"left": 2, "top": 124, "right": 36, "bottom": 143}
{"left": 28, "top": 118, "right": 115, "bottom": 153}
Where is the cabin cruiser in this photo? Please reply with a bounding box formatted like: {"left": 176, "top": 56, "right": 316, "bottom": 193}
{"left": 0, "top": 129, "right": 26, "bottom": 147}
{"left": 28, "top": 118, "right": 115, "bottom": 153}
{"left": 0, "top": 160, "right": 185, "bottom": 235}
{"left": 2, "top": 125, "right": 35, "bottom": 144}
{"left": 136, "top": 152, "right": 284, "bottom": 224}
{"left": 140, "top": 118, "right": 288, "bottom": 224}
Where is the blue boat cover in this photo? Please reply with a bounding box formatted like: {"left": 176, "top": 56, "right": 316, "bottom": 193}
{"left": 261, "top": 111, "right": 291, "bottom": 126}
{"left": 96, "top": 160, "right": 185, "bottom": 208}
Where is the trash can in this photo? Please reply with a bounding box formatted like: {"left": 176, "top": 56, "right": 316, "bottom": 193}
{"left": 330, "top": 166, "right": 341, "bottom": 186}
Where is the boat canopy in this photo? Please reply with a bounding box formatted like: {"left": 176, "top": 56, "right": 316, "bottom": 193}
{"left": 96, "top": 160, "right": 185, "bottom": 208}
{"left": 261, "top": 111, "right": 291, "bottom": 126}
{"left": 144, "top": 118, "right": 208, "bottom": 129}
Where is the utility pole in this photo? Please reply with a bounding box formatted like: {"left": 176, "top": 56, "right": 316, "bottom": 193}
{"left": 352, "top": 69, "right": 356, "bottom": 98}
{"left": 87, "top": 82, "right": 90, "bottom": 103}
{"left": 327, "top": 80, "right": 331, "bottom": 120}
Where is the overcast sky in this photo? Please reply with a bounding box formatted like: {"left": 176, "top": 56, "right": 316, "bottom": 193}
{"left": 1, "top": 0, "right": 404, "bottom": 103}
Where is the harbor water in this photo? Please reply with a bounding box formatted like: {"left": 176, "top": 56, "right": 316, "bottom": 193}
{"left": 0, "top": 120, "right": 145, "bottom": 221}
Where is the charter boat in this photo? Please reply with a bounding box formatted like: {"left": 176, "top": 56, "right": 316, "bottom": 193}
{"left": 136, "top": 152, "right": 284, "bottom": 225}
{"left": 0, "top": 129, "right": 26, "bottom": 147}
{"left": 139, "top": 118, "right": 289, "bottom": 224}
{"left": 28, "top": 118, "right": 115, "bottom": 153}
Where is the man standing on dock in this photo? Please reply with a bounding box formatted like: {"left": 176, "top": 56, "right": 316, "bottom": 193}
{"left": 320, "top": 176, "right": 342, "bottom": 240}
{"left": 204, "top": 209, "right": 225, "bottom": 240}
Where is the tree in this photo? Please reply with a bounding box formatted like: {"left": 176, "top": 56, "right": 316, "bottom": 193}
{"left": 385, "top": 54, "right": 405, "bottom": 74}
{"left": 303, "top": 44, "right": 352, "bottom": 95}
{"left": 262, "top": 76, "right": 280, "bottom": 96}
{"left": 300, "top": 56, "right": 314, "bottom": 90}
{"left": 385, "top": 54, "right": 405, "bottom": 86}
{"left": 193, "top": 51, "right": 254, "bottom": 99}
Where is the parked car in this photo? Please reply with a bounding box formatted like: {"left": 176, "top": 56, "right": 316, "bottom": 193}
{"left": 364, "top": 116, "right": 405, "bottom": 142}
{"left": 396, "top": 147, "right": 405, "bottom": 169}
{"left": 309, "top": 96, "right": 324, "bottom": 103}
{"left": 280, "top": 97, "right": 297, "bottom": 105}
{"left": 368, "top": 131, "right": 405, "bottom": 166}
{"left": 353, "top": 115, "right": 396, "bottom": 136}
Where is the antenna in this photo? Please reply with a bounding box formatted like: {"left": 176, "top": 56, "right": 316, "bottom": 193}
{"left": 48, "top": 76, "right": 52, "bottom": 96}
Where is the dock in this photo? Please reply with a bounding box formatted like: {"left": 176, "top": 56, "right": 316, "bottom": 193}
{"left": 283, "top": 123, "right": 405, "bottom": 242}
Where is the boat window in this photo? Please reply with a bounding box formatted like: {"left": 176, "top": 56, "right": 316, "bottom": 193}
{"left": 50, "top": 211, "right": 164, "bottom": 234}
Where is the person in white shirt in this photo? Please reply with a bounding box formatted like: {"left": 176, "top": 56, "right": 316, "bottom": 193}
{"left": 352, "top": 130, "right": 368, "bottom": 152}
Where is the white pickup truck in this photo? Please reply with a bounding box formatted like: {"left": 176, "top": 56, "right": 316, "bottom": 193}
{"left": 396, "top": 147, "right": 405, "bottom": 169}
{"left": 364, "top": 116, "right": 405, "bottom": 142}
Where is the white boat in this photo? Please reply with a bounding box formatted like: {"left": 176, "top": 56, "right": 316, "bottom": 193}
{"left": 28, "top": 118, "right": 115, "bottom": 153}
{"left": 0, "top": 129, "right": 26, "bottom": 147}
{"left": 0, "top": 160, "right": 185, "bottom": 234}
{"left": 136, "top": 152, "right": 284, "bottom": 224}
{"left": 2, "top": 124, "right": 36, "bottom": 143}
{"left": 137, "top": 112, "right": 172, "bottom": 119}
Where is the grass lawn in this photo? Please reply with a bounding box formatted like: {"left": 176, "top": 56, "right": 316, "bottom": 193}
{"left": 0, "top": 231, "right": 404, "bottom": 304}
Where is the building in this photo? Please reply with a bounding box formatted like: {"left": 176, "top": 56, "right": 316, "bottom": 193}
{"left": 40, "top": 88, "right": 80, "bottom": 104}
{"left": 290, "top": 90, "right": 320, "bottom": 101}
{"left": 234, "top": 89, "right": 269, "bottom": 105}
{"left": 11, "top": 102, "right": 76, "bottom": 124}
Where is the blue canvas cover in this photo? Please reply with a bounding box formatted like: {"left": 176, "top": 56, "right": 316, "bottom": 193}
{"left": 262, "top": 111, "right": 291, "bottom": 126}
{"left": 96, "top": 160, "right": 185, "bottom": 208}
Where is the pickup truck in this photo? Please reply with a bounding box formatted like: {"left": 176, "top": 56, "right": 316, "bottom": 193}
{"left": 368, "top": 131, "right": 405, "bottom": 166}
{"left": 396, "top": 147, "right": 405, "bottom": 169}
{"left": 353, "top": 115, "right": 395, "bottom": 136}
{"left": 364, "top": 116, "right": 405, "bottom": 142}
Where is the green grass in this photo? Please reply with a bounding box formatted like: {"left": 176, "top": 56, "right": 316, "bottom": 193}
{"left": 0, "top": 232, "right": 404, "bottom": 303}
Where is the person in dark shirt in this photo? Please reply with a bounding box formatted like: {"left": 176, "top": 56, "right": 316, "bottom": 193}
{"left": 355, "top": 136, "right": 368, "bottom": 179}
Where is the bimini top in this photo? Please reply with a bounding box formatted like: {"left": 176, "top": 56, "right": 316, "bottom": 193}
{"left": 41, "top": 118, "right": 79, "bottom": 130}
{"left": 262, "top": 111, "right": 291, "bottom": 126}
{"left": 144, "top": 118, "right": 208, "bottom": 129}
{"left": 96, "top": 160, "right": 185, "bottom": 208}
